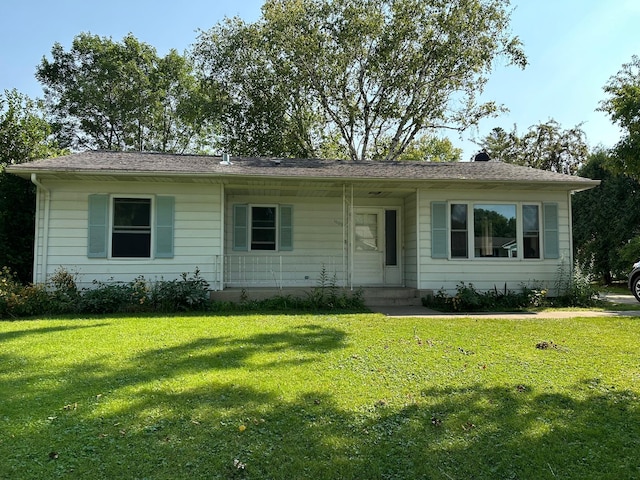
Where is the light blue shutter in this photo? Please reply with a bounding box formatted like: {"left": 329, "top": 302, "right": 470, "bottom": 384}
{"left": 155, "top": 196, "right": 175, "bottom": 258}
{"left": 431, "top": 202, "right": 448, "bottom": 259}
{"left": 233, "top": 204, "right": 249, "bottom": 251}
{"left": 87, "top": 194, "right": 108, "bottom": 258}
{"left": 279, "top": 205, "right": 293, "bottom": 251}
{"left": 543, "top": 203, "right": 559, "bottom": 259}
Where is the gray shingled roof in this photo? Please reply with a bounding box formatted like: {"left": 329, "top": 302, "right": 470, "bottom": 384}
{"left": 7, "top": 150, "right": 599, "bottom": 190}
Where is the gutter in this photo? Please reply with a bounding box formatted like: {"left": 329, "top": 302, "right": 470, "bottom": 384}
{"left": 30, "top": 174, "right": 50, "bottom": 284}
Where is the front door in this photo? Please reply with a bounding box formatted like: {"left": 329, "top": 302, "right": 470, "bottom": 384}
{"left": 353, "top": 208, "right": 401, "bottom": 286}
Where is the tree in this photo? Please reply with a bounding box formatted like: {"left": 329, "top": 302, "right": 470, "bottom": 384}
{"left": 572, "top": 149, "right": 640, "bottom": 283}
{"left": 192, "top": 18, "right": 324, "bottom": 158}
{"left": 37, "top": 33, "right": 216, "bottom": 153}
{"left": 0, "top": 90, "right": 64, "bottom": 282}
{"left": 478, "top": 120, "right": 588, "bottom": 174}
{"left": 193, "top": 0, "right": 526, "bottom": 160}
{"left": 599, "top": 55, "right": 640, "bottom": 179}
{"left": 377, "top": 135, "right": 462, "bottom": 162}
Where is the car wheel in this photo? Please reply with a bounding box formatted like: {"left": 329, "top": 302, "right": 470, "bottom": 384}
{"left": 632, "top": 276, "right": 640, "bottom": 303}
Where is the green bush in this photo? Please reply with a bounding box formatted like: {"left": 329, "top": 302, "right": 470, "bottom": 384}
{"left": 550, "top": 262, "right": 601, "bottom": 308}
{"left": 423, "top": 282, "right": 539, "bottom": 312}
{"left": 78, "top": 281, "right": 139, "bottom": 314}
{"left": 149, "top": 269, "right": 210, "bottom": 312}
{"left": 1, "top": 264, "right": 360, "bottom": 319}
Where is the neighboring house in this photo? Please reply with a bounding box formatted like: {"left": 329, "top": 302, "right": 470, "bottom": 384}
{"left": 7, "top": 151, "right": 598, "bottom": 298}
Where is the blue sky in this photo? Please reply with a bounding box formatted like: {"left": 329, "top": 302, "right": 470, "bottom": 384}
{"left": 1, "top": 0, "right": 638, "bottom": 159}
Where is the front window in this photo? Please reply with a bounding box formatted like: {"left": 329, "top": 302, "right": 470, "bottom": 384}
{"left": 448, "top": 203, "right": 541, "bottom": 259}
{"left": 251, "top": 206, "right": 276, "bottom": 250}
{"left": 474, "top": 204, "right": 516, "bottom": 258}
{"left": 112, "top": 198, "right": 151, "bottom": 258}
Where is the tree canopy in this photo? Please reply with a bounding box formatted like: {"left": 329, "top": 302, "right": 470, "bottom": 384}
{"left": 0, "top": 90, "right": 65, "bottom": 282}
{"left": 572, "top": 149, "right": 640, "bottom": 283}
{"left": 599, "top": 55, "right": 640, "bottom": 179}
{"left": 193, "top": 0, "right": 526, "bottom": 161}
{"left": 37, "top": 33, "right": 217, "bottom": 153}
{"left": 478, "top": 120, "right": 588, "bottom": 174}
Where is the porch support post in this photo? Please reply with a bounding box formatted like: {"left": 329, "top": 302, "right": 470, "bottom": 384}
{"left": 218, "top": 184, "right": 225, "bottom": 291}
{"left": 349, "top": 183, "right": 354, "bottom": 290}
{"left": 342, "top": 184, "right": 347, "bottom": 288}
{"left": 416, "top": 188, "right": 421, "bottom": 290}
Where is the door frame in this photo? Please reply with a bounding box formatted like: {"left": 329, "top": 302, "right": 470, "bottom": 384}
{"left": 351, "top": 206, "right": 402, "bottom": 286}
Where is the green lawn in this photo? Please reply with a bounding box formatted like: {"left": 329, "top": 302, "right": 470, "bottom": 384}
{"left": 1, "top": 313, "right": 639, "bottom": 479}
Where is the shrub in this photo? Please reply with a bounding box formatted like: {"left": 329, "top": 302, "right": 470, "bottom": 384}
{"left": 422, "top": 282, "right": 541, "bottom": 312}
{"left": 149, "top": 269, "right": 210, "bottom": 312}
{"left": 551, "top": 261, "right": 601, "bottom": 308}
{"left": 78, "top": 281, "right": 138, "bottom": 314}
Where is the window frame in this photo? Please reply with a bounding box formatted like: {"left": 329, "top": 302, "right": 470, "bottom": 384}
{"left": 111, "top": 196, "right": 153, "bottom": 259}
{"left": 232, "top": 204, "right": 293, "bottom": 253}
{"left": 250, "top": 205, "right": 278, "bottom": 251}
{"left": 446, "top": 201, "right": 544, "bottom": 261}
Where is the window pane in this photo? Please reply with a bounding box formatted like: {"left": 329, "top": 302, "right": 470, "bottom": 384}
{"left": 385, "top": 210, "right": 397, "bottom": 266}
{"left": 251, "top": 207, "right": 276, "bottom": 250}
{"left": 112, "top": 198, "right": 151, "bottom": 258}
{"left": 474, "top": 204, "right": 516, "bottom": 258}
{"left": 114, "top": 198, "right": 150, "bottom": 228}
{"left": 112, "top": 232, "right": 151, "bottom": 257}
{"left": 355, "top": 213, "right": 378, "bottom": 251}
{"left": 450, "top": 204, "right": 468, "bottom": 258}
{"left": 523, "top": 205, "right": 540, "bottom": 258}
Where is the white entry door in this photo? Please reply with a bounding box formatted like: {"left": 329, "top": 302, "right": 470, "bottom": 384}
{"left": 353, "top": 208, "right": 401, "bottom": 286}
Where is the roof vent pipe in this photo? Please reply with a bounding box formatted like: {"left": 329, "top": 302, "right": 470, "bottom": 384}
{"left": 220, "top": 153, "right": 232, "bottom": 165}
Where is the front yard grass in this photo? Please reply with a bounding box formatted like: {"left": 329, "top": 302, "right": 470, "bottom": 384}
{"left": 1, "top": 313, "right": 639, "bottom": 479}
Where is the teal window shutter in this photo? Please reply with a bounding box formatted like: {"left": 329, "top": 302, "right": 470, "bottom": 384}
{"left": 155, "top": 196, "right": 175, "bottom": 258}
{"left": 233, "top": 204, "right": 249, "bottom": 251}
{"left": 431, "top": 202, "right": 448, "bottom": 259}
{"left": 279, "top": 205, "right": 293, "bottom": 251}
{"left": 543, "top": 203, "right": 559, "bottom": 259}
{"left": 88, "top": 194, "right": 108, "bottom": 258}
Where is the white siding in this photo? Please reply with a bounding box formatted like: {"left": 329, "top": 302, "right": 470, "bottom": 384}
{"left": 225, "top": 195, "right": 346, "bottom": 287}
{"left": 34, "top": 180, "right": 223, "bottom": 288}
{"left": 418, "top": 188, "right": 573, "bottom": 295}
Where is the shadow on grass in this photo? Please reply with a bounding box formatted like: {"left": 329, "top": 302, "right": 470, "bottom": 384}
{"left": 2, "top": 324, "right": 639, "bottom": 479}
{"left": 0, "top": 322, "right": 109, "bottom": 342}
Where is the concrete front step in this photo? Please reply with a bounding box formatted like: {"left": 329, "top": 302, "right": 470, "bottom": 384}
{"left": 362, "top": 288, "right": 423, "bottom": 307}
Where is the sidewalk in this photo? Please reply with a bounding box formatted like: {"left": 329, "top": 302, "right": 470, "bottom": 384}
{"left": 371, "top": 293, "right": 640, "bottom": 319}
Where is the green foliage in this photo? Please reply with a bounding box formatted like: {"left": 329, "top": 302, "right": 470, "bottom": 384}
{"left": 37, "top": 33, "right": 216, "bottom": 153}
{"left": 304, "top": 264, "right": 365, "bottom": 310}
{"left": 78, "top": 281, "right": 139, "bottom": 314}
{"left": 0, "top": 90, "right": 65, "bottom": 283}
{"left": 233, "top": 265, "right": 365, "bottom": 313}
{"left": 0, "top": 268, "right": 212, "bottom": 318}
{"left": 478, "top": 120, "right": 588, "bottom": 174}
{"left": 423, "top": 282, "right": 545, "bottom": 312}
{"left": 194, "top": 0, "right": 525, "bottom": 160}
{"left": 551, "top": 261, "right": 601, "bottom": 308}
{"left": 192, "top": 17, "right": 323, "bottom": 158}
{"left": 381, "top": 135, "right": 462, "bottom": 162}
{"left": 424, "top": 265, "right": 601, "bottom": 312}
{"left": 1, "top": 265, "right": 365, "bottom": 319}
{"left": 148, "top": 269, "right": 211, "bottom": 312}
{"left": 598, "top": 55, "right": 640, "bottom": 179}
{"left": 572, "top": 149, "right": 640, "bottom": 283}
